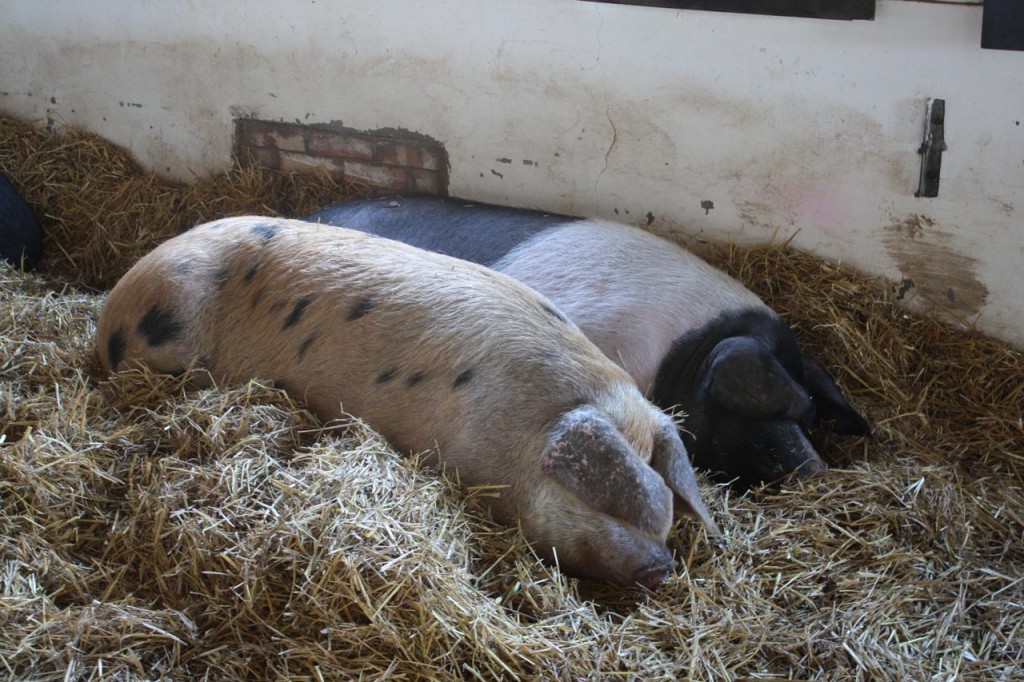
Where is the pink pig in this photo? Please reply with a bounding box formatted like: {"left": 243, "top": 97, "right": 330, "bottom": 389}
{"left": 96, "top": 216, "right": 720, "bottom": 588}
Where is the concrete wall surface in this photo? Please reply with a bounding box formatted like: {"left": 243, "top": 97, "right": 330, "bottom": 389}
{"left": 1, "top": 0, "right": 1021, "bottom": 346}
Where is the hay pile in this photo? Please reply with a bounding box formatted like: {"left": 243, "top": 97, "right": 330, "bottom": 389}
{"left": 0, "top": 114, "right": 364, "bottom": 289}
{"left": 2, "top": 114, "right": 1022, "bottom": 680}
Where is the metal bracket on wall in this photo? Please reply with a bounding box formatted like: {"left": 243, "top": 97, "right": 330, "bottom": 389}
{"left": 916, "top": 98, "right": 946, "bottom": 199}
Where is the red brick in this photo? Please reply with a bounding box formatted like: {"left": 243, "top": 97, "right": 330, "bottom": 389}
{"left": 408, "top": 168, "right": 443, "bottom": 195}
{"left": 309, "top": 131, "right": 374, "bottom": 160}
{"left": 377, "top": 140, "right": 440, "bottom": 170}
{"left": 237, "top": 119, "right": 275, "bottom": 147}
{"left": 263, "top": 130, "right": 305, "bottom": 152}
{"left": 242, "top": 121, "right": 306, "bottom": 152}
{"left": 279, "top": 151, "right": 344, "bottom": 176}
{"left": 241, "top": 145, "right": 281, "bottom": 170}
{"left": 342, "top": 159, "right": 408, "bottom": 190}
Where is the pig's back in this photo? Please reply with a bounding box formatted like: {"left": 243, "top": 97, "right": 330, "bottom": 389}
{"left": 98, "top": 217, "right": 631, "bottom": 475}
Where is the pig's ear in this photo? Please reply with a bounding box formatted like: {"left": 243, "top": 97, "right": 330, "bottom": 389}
{"left": 650, "top": 416, "right": 722, "bottom": 542}
{"left": 541, "top": 405, "right": 670, "bottom": 534}
{"left": 703, "top": 337, "right": 812, "bottom": 424}
{"left": 801, "top": 358, "right": 872, "bottom": 437}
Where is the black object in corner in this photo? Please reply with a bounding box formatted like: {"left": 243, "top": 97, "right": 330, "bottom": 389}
{"left": 982, "top": 0, "right": 1024, "bottom": 52}
{"left": 582, "top": 0, "right": 874, "bottom": 21}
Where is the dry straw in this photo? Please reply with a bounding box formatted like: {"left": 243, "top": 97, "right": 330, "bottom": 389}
{"left": 0, "top": 114, "right": 361, "bottom": 289}
{"left": 1, "top": 114, "right": 1021, "bottom": 680}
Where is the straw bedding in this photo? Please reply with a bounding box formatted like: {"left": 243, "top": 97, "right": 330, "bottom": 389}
{"left": 1, "top": 114, "right": 1021, "bottom": 681}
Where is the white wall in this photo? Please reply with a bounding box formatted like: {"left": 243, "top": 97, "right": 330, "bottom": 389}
{"left": 2, "top": 0, "right": 1021, "bottom": 347}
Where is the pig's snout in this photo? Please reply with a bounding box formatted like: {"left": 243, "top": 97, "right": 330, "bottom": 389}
{"left": 632, "top": 549, "right": 677, "bottom": 590}
{"left": 533, "top": 405, "right": 682, "bottom": 587}
{"left": 532, "top": 523, "right": 677, "bottom": 589}
{"left": 792, "top": 453, "right": 826, "bottom": 478}
{"left": 764, "top": 429, "right": 827, "bottom": 484}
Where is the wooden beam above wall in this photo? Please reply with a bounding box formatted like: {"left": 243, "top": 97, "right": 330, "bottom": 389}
{"left": 580, "top": 0, "right": 875, "bottom": 21}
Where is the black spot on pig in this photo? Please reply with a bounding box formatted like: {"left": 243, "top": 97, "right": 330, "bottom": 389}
{"left": 212, "top": 267, "right": 230, "bottom": 289}
{"left": 173, "top": 260, "right": 195, "bottom": 276}
{"left": 251, "top": 286, "right": 266, "bottom": 308}
{"left": 138, "top": 305, "right": 182, "bottom": 347}
{"left": 348, "top": 297, "right": 376, "bottom": 321}
{"left": 540, "top": 302, "right": 567, "bottom": 323}
{"left": 283, "top": 296, "right": 313, "bottom": 329}
{"left": 244, "top": 262, "right": 259, "bottom": 283}
{"left": 250, "top": 223, "right": 279, "bottom": 243}
{"left": 453, "top": 368, "right": 475, "bottom": 388}
{"left": 107, "top": 328, "right": 126, "bottom": 368}
{"left": 406, "top": 371, "right": 427, "bottom": 387}
{"left": 297, "top": 334, "right": 317, "bottom": 360}
{"left": 377, "top": 367, "right": 398, "bottom": 384}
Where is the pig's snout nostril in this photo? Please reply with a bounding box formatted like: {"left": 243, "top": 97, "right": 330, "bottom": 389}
{"left": 633, "top": 557, "right": 677, "bottom": 590}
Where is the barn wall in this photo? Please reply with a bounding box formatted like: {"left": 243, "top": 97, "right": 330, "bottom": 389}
{"left": 1, "top": 0, "right": 1021, "bottom": 346}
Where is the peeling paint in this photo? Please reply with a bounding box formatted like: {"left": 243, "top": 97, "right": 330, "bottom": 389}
{"left": 882, "top": 215, "right": 989, "bottom": 317}
{"left": 889, "top": 213, "right": 935, "bottom": 239}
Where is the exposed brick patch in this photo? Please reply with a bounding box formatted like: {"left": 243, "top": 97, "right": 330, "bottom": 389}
{"left": 235, "top": 119, "right": 448, "bottom": 196}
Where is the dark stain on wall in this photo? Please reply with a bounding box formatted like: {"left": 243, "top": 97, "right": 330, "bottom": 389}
{"left": 882, "top": 215, "right": 989, "bottom": 317}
